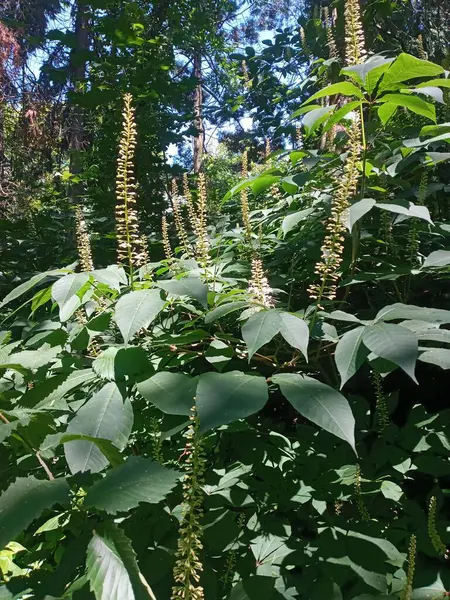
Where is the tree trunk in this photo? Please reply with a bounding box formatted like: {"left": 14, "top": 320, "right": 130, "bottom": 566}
{"left": 192, "top": 53, "right": 204, "bottom": 174}
{"left": 69, "top": 1, "right": 89, "bottom": 203}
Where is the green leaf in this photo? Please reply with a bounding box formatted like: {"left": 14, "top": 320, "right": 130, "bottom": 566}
{"left": 223, "top": 173, "right": 281, "bottom": 202}
{"left": 196, "top": 371, "right": 269, "bottom": 433}
{"left": 0, "top": 270, "right": 63, "bottom": 309}
{"left": 31, "top": 285, "right": 53, "bottom": 313}
{"left": 33, "top": 368, "right": 96, "bottom": 409}
{"left": 205, "top": 339, "right": 233, "bottom": 371}
{"left": 378, "top": 94, "right": 436, "bottom": 122}
{"left": 304, "top": 82, "right": 364, "bottom": 105}
{"left": 322, "top": 101, "right": 362, "bottom": 133}
{"left": 278, "top": 312, "right": 309, "bottom": 360}
{"left": 342, "top": 55, "right": 394, "bottom": 93}
{"left": 205, "top": 301, "right": 248, "bottom": 324}
{"left": 412, "top": 576, "right": 446, "bottom": 600}
{"left": 85, "top": 456, "right": 181, "bottom": 514}
{"left": 86, "top": 524, "right": 157, "bottom": 600}
{"left": 346, "top": 198, "right": 376, "bottom": 231}
{"left": 92, "top": 266, "right": 127, "bottom": 290}
{"left": 2, "top": 345, "right": 60, "bottom": 371}
{"left": 418, "top": 348, "right": 450, "bottom": 369}
{"left": 272, "top": 373, "right": 356, "bottom": 451}
{"left": 380, "top": 481, "right": 403, "bottom": 501}
{"left": 303, "top": 106, "right": 335, "bottom": 135}
{"left": 137, "top": 372, "right": 196, "bottom": 415}
{"left": 65, "top": 382, "right": 133, "bottom": 474}
{"left": 422, "top": 249, "right": 450, "bottom": 268}
{"left": 375, "top": 303, "right": 450, "bottom": 324}
{"left": 378, "top": 53, "right": 444, "bottom": 92}
{"left": 281, "top": 208, "right": 315, "bottom": 236}
{"left": 375, "top": 201, "right": 432, "bottom": 223}
{"left": 0, "top": 476, "right": 70, "bottom": 549}
{"left": 378, "top": 102, "right": 398, "bottom": 125}
{"left": 93, "top": 347, "right": 150, "bottom": 381}
{"left": 43, "top": 433, "right": 124, "bottom": 467}
{"left": 362, "top": 323, "right": 418, "bottom": 383}
{"left": 52, "top": 272, "right": 89, "bottom": 306}
{"left": 228, "top": 576, "right": 275, "bottom": 600}
{"left": 242, "top": 310, "right": 281, "bottom": 360}
{"left": 115, "top": 289, "right": 165, "bottom": 344}
{"left": 335, "top": 326, "right": 368, "bottom": 388}
{"left": 156, "top": 277, "right": 208, "bottom": 307}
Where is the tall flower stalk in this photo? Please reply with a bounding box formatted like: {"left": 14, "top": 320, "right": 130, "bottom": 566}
{"left": 75, "top": 205, "right": 94, "bottom": 272}
{"left": 344, "top": 0, "right": 367, "bottom": 65}
{"left": 308, "top": 119, "right": 362, "bottom": 308}
{"left": 172, "top": 408, "right": 205, "bottom": 600}
{"left": 248, "top": 256, "right": 274, "bottom": 308}
{"left": 115, "top": 93, "right": 147, "bottom": 285}
{"left": 195, "top": 173, "right": 209, "bottom": 270}
{"left": 162, "top": 215, "right": 173, "bottom": 262}
{"left": 240, "top": 151, "right": 252, "bottom": 242}
{"left": 172, "top": 178, "right": 191, "bottom": 256}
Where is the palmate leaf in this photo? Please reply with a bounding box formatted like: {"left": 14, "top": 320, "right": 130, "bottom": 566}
{"left": 86, "top": 524, "right": 156, "bottom": 600}
{"left": 242, "top": 310, "right": 281, "bottom": 360}
{"left": 196, "top": 371, "right": 269, "bottom": 433}
{"left": 51, "top": 273, "right": 90, "bottom": 318}
{"left": 85, "top": 456, "right": 181, "bottom": 514}
{"left": 156, "top": 276, "right": 208, "bottom": 307}
{"left": 272, "top": 374, "right": 356, "bottom": 451}
{"left": 115, "top": 289, "right": 165, "bottom": 344}
{"left": 64, "top": 382, "right": 133, "bottom": 474}
{"left": 0, "top": 476, "right": 70, "bottom": 549}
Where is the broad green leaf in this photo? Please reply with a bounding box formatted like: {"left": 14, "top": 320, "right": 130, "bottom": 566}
{"left": 288, "top": 103, "right": 322, "bottom": 121}
{"left": 380, "top": 481, "right": 403, "bottom": 502}
{"left": 272, "top": 373, "right": 356, "bottom": 451}
{"left": 375, "top": 201, "right": 432, "bottom": 224}
{"left": 228, "top": 576, "right": 275, "bottom": 600}
{"left": 378, "top": 94, "right": 435, "bottom": 122}
{"left": 342, "top": 55, "right": 394, "bottom": 93}
{"left": 85, "top": 456, "right": 181, "bottom": 514}
{"left": 362, "top": 323, "right": 418, "bottom": 382}
{"left": 205, "top": 301, "right": 248, "bottom": 324}
{"left": 0, "top": 270, "right": 62, "bottom": 309}
{"left": 422, "top": 249, "right": 450, "bottom": 268}
{"left": 242, "top": 310, "right": 281, "bottom": 360}
{"left": 196, "top": 371, "right": 269, "bottom": 433}
{"left": 416, "top": 79, "right": 450, "bottom": 89}
{"left": 93, "top": 347, "right": 150, "bottom": 381}
{"left": 137, "top": 372, "right": 196, "bottom": 415}
{"left": 378, "top": 53, "right": 444, "bottom": 92}
{"left": 31, "top": 285, "right": 52, "bottom": 313}
{"left": 418, "top": 348, "right": 450, "bottom": 369}
{"left": 92, "top": 266, "right": 127, "bottom": 291}
{"left": 410, "top": 86, "right": 444, "bottom": 103}
{"left": 375, "top": 303, "right": 450, "bottom": 324}
{"left": 335, "top": 326, "right": 368, "bottom": 388}
{"left": 250, "top": 533, "right": 292, "bottom": 566}
{"left": 223, "top": 173, "right": 281, "bottom": 202}
{"left": 0, "top": 476, "right": 70, "bottom": 549}
{"left": 52, "top": 272, "right": 89, "bottom": 306}
{"left": 325, "top": 311, "right": 362, "bottom": 323}
{"left": 115, "top": 289, "right": 165, "bottom": 344}
{"left": 346, "top": 198, "right": 376, "bottom": 231}
{"left": 34, "top": 368, "right": 96, "bottom": 409}
{"left": 322, "top": 101, "right": 362, "bottom": 133}
{"left": 2, "top": 345, "right": 60, "bottom": 371}
{"left": 156, "top": 276, "right": 207, "bottom": 307}
{"left": 304, "top": 82, "right": 364, "bottom": 105}
{"left": 43, "top": 433, "right": 124, "bottom": 467}
{"left": 278, "top": 312, "right": 309, "bottom": 360}
{"left": 205, "top": 339, "right": 233, "bottom": 371}
{"left": 303, "top": 105, "right": 335, "bottom": 135}
{"left": 0, "top": 418, "right": 29, "bottom": 444}
{"left": 86, "top": 524, "right": 157, "bottom": 600}
{"left": 378, "top": 102, "right": 398, "bottom": 125}
{"left": 412, "top": 576, "right": 446, "bottom": 600}
{"left": 65, "top": 382, "right": 133, "bottom": 474}
{"left": 281, "top": 208, "right": 315, "bottom": 236}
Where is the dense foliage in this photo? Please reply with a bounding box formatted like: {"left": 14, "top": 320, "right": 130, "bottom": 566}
{"left": 0, "top": 1, "right": 449, "bottom": 599}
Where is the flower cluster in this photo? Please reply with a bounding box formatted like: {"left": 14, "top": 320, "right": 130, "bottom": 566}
{"left": 299, "top": 26, "right": 313, "bottom": 61}
{"left": 371, "top": 370, "right": 389, "bottom": 432}
{"left": 428, "top": 496, "right": 448, "bottom": 558}
{"left": 248, "top": 256, "right": 274, "bottom": 308}
{"left": 75, "top": 205, "right": 94, "bottom": 272}
{"left": 195, "top": 173, "right": 210, "bottom": 268}
{"left": 308, "top": 118, "right": 362, "bottom": 307}
{"left": 172, "top": 178, "right": 191, "bottom": 256}
{"left": 406, "top": 171, "right": 428, "bottom": 263}
{"left": 115, "top": 93, "right": 147, "bottom": 271}
{"left": 162, "top": 215, "right": 173, "bottom": 261}
{"left": 323, "top": 6, "right": 339, "bottom": 59}
{"left": 401, "top": 535, "right": 417, "bottom": 600}
{"left": 172, "top": 408, "right": 205, "bottom": 600}
{"left": 354, "top": 463, "right": 370, "bottom": 522}
{"left": 183, "top": 173, "right": 200, "bottom": 234}
{"left": 344, "top": 0, "right": 367, "bottom": 66}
